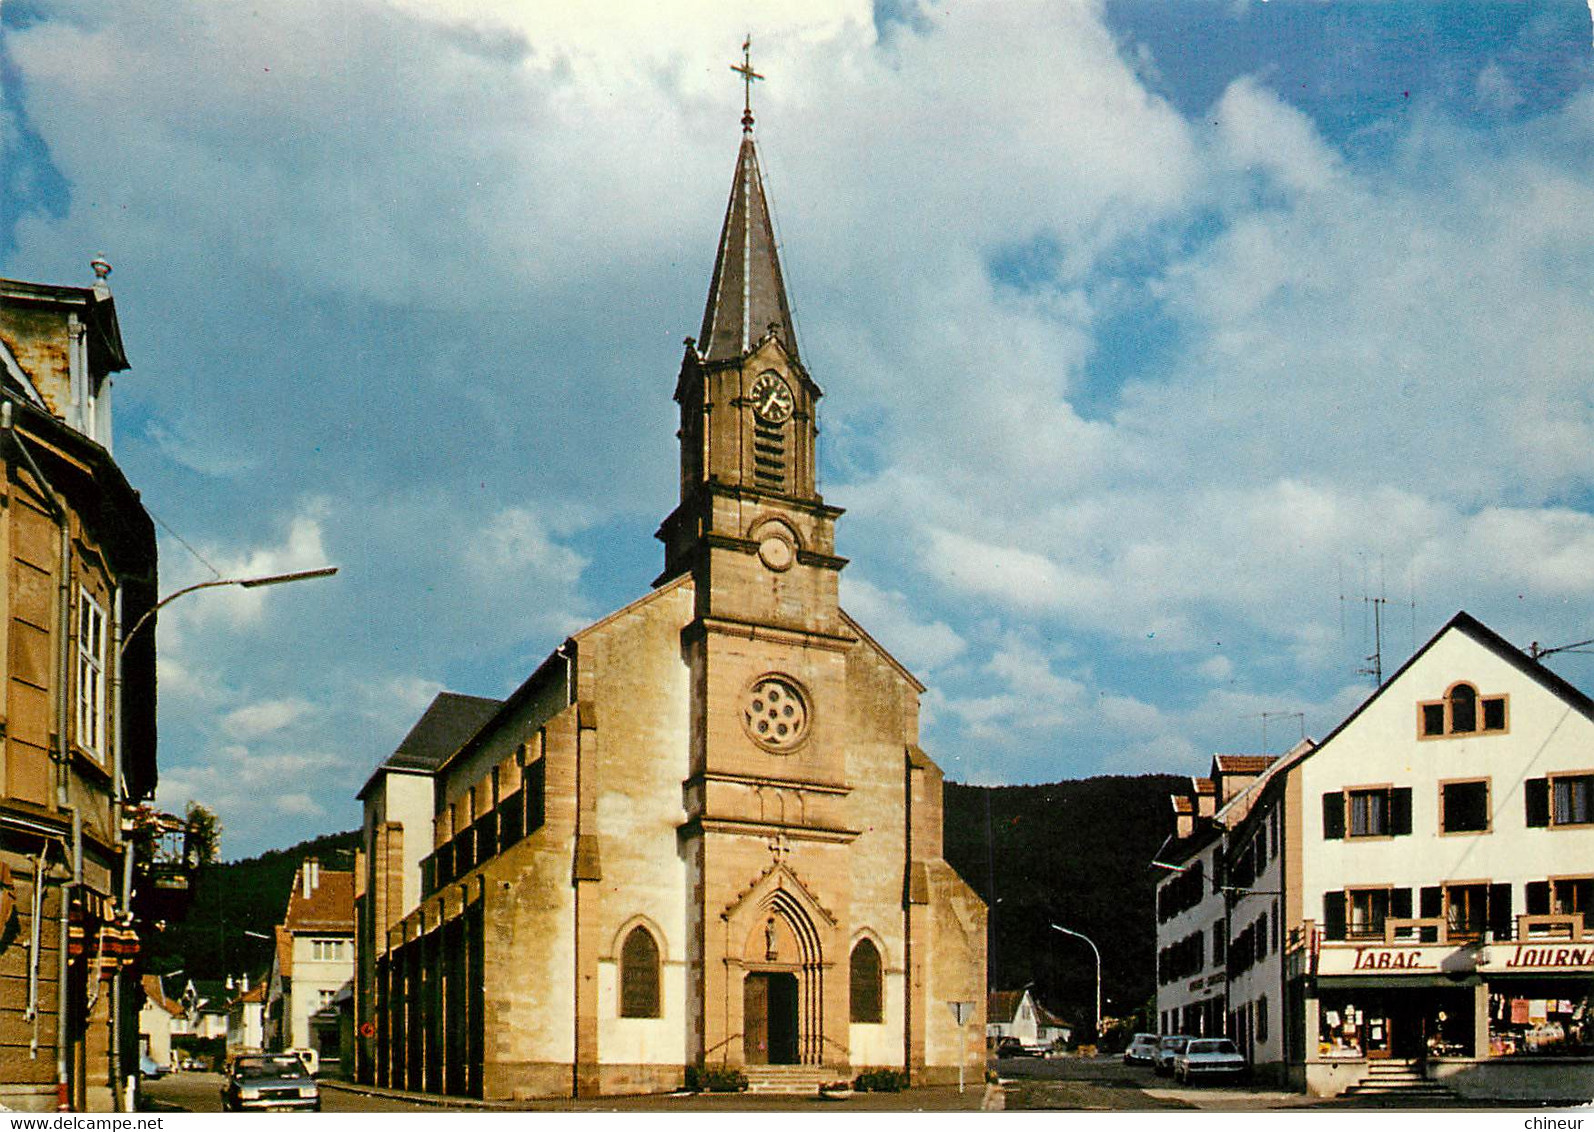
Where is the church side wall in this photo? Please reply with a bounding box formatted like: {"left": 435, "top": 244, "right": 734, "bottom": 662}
{"left": 843, "top": 632, "right": 917, "bottom": 1070}
{"left": 577, "top": 582, "right": 694, "bottom": 1093}
{"left": 477, "top": 703, "right": 580, "bottom": 1100}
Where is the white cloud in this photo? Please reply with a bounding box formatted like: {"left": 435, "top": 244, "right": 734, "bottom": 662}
{"left": 221, "top": 698, "right": 313, "bottom": 741}
{"left": 10, "top": 0, "right": 1594, "bottom": 852}
{"left": 839, "top": 577, "right": 966, "bottom": 673}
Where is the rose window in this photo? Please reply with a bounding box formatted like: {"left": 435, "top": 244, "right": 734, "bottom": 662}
{"left": 743, "top": 675, "right": 810, "bottom": 751}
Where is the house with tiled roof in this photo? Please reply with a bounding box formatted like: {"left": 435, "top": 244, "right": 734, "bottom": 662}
{"left": 266, "top": 859, "right": 354, "bottom": 1070}
{"left": 227, "top": 976, "right": 267, "bottom": 1053}
{"left": 986, "top": 988, "right": 1070, "bottom": 1051}
{"left": 137, "top": 975, "right": 187, "bottom": 1070}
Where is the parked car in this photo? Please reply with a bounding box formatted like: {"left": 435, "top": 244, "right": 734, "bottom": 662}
{"left": 1153, "top": 1034, "right": 1195, "bottom": 1075}
{"left": 1173, "top": 1037, "right": 1248, "bottom": 1084}
{"left": 995, "top": 1037, "right": 1038, "bottom": 1058}
{"left": 1123, "top": 1032, "right": 1160, "bottom": 1066}
{"left": 220, "top": 1053, "right": 321, "bottom": 1113}
{"left": 138, "top": 1054, "right": 170, "bottom": 1079}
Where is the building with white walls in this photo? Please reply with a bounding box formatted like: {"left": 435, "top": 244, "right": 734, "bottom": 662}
{"left": 1156, "top": 612, "right": 1594, "bottom": 1102}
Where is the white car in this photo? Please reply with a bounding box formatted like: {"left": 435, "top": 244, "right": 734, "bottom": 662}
{"left": 1123, "top": 1033, "right": 1159, "bottom": 1065}
{"left": 1153, "top": 1034, "right": 1195, "bottom": 1075}
{"left": 1173, "top": 1037, "right": 1248, "bottom": 1084}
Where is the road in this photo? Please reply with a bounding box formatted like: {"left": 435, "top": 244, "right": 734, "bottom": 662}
{"left": 993, "top": 1054, "right": 1320, "bottom": 1112}
{"left": 141, "top": 1071, "right": 444, "bottom": 1114}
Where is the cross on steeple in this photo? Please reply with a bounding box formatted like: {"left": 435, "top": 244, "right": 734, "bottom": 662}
{"left": 730, "top": 35, "right": 763, "bottom": 131}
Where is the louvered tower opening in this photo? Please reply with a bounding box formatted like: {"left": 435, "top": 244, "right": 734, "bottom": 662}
{"left": 753, "top": 420, "right": 787, "bottom": 491}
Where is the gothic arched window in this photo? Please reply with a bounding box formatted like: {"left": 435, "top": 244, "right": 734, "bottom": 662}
{"left": 850, "top": 939, "right": 883, "bottom": 1023}
{"left": 620, "top": 926, "right": 660, "bottom": 1018}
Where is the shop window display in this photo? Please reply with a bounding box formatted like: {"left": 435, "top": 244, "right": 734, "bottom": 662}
{"left": 1317, "top": 989, "right": 1475, "bottom": 1060}
{"left": 1488, "top": 987, "right": 1593, "bottom": 1058}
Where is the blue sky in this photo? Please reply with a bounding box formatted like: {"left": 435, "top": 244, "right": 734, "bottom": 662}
{"left": 4, "top": 0, "right": 1594, "bottom": 859}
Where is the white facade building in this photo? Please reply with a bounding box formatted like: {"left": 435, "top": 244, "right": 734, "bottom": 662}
{"left": 266, "top": 860, "right": 355, "bottom": 1070}
{"left": 1157, "top": 612, "right": 1594, "bottom": 1102}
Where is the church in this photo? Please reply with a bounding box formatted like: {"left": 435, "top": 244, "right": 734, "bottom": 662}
{"left": 353, "top": 78, "right": 987, "bottom": 1100}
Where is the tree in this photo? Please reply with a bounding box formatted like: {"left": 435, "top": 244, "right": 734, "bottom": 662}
{"left": 183, "top": 801, "right": 222, "bottom": 868}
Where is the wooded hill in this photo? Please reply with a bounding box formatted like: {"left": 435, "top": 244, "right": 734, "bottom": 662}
{"left": 147, "top": 773, "right": 1182, "bottom": 1034}
{"left": 942, "top": 774, "right": 1183, "bottom": 1035}
{"left": 143, "top": 829, "right": 359, "bottom": 983}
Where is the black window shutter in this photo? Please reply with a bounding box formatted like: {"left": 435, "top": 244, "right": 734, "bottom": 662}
{"left": 1490, "top": 883, "right": 1513, "bottom": 939}
{"left": 1322, "top": 792, "right": 1345, "bottom": 839}
{"left": 1527, "top": 880, "right": 1550, "bottom": 915}
{"left": 1390, "top": 787, "right": 1413, "bottom": 836}
{"left": 1420, "top": 885, "right": 1443, "bottom": 919}
{"left": 1525, "top": 778, "right": 1550, "bottom": 827}
{"left": 1323, "top": 892, "right": 1347, "bottom": 940}
{"left": 1391, "top": 888, "right": 1413, "bottom": 919}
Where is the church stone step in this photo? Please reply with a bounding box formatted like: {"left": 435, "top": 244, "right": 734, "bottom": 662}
{"left": 741, "top": 1065, "right": 847, "bottom": 1094}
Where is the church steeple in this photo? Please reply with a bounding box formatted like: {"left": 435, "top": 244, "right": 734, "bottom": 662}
{"left": 697, "top": 129, "right": 799, "bottom": 363}
{"left": 656, "top": 47, "right": 843, "bottom": 600}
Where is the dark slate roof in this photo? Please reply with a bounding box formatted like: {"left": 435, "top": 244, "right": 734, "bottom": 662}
{"left": 697, "top": 128, "right": 798, "bottom": 364}
{"left": 987, "top": 989, "right": 1024, "bottom": 1024}
{"left": 358, "top": 692, "right": 501, "bottom": 797}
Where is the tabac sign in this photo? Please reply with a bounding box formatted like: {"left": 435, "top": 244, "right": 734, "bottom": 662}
{"left": 1317, "top": 941, "right": 1594, "bottom": 977}
{"left": 1316, "top": 945, "right": 1455, "bottom": 976}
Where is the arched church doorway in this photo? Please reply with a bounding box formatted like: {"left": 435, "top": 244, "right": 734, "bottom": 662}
{"left": 743, "top": 971, "right": 800, "bottom": 1064}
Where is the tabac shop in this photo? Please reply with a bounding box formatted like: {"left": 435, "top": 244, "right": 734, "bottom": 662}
{"left": 1310, "top": 939, "right": 1593, "bottom": 1063}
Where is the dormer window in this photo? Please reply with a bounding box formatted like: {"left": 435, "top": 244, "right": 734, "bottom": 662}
{"left": 1419, "top": 682, "right": 1507, "bottom": 739}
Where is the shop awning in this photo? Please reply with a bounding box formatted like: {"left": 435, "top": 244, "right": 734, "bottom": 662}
{"left": 1317, "top": 974, "right": 1480, "bottom": 990}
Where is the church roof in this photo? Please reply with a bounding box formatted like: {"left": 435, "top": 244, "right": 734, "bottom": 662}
{"left": 359, "top": 691, "right": 502, "bottom": 797}
{"left": 697, "top": 126, "right": 798, "bottom": 364}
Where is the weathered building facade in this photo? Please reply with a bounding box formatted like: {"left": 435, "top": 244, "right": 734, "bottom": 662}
{"left": 354, "top": 107, "right": 987, "bottom": 1100}
{"left": 0, "top": 267, "right": 158, "bottom": 1111}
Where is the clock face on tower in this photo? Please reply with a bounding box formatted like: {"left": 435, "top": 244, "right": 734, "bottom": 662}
{"left": 749, "top": 370, "right": 795, "bottom": 424}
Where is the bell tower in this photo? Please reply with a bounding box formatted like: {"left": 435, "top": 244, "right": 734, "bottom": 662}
{"left": 655, "top": 55, "right": 846, "bottom": 633}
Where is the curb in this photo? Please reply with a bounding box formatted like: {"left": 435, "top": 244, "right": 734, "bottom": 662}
{"left": 319, "top": 1079, "right": 511, "bottom": 1111}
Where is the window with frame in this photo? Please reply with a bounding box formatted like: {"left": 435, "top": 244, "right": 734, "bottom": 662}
{"left": 1529, "top": 877, "right": 1594, "bottom": 931}
{"left": 619, "top": 926, "right": 661, "bottom": 1018}
{"left": 1323, "top": 787, "right": 1411, "bottom": 839}
{"left": 1419, "top": 682, "right": 1507, "bottom": 738}
{"left": 1527, "top": 774, "right": 1594, "bottom": 828}
{"left": 311, "top": 939, "right": 346, "bottom": 961}
{"left": 1445, "top": 883, "right": 1489, "bottom": 940}
{"left": 76, "top": 592, "right": 106, "bottom": 757}
{"left": 1349, "top": 789, "right": 1389, "bottom": 837}
{"left": 1554, "top": 776, "right": 1593, "bottom": 826}
{"left": 1440, "top": 779, "right": 1490, "bottom": 834}
{"left": 1256, "top": 995, "right": 1268, "bottom": 1043}
{"left": 1348, "top": 888, "right": 1391, "bottom": 939}
{"left": 850, "top": 939, "right": 884, "bottom": 1023}
{"left": 1212, "top": 922, "right": 1226, "bottom": 965}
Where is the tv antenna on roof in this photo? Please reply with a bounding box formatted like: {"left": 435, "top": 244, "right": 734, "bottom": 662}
{"left": 1529, "top": 637, "right": 1594, "bottom": 661}
{"left": 1339, "top": 554, "right": 1416, "bottom": 687}
{"left": 1247, "top": 711, "right": 1305, "bottom": 754}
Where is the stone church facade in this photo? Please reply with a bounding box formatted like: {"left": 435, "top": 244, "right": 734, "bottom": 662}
{"left": 354, "top": 105, "right": 986, "bottom": 1101}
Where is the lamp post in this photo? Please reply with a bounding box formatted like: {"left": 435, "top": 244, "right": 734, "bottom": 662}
{"left": 112, "top": 565, "right": 335, "bottom": 1108}
{"left": 119, "top": 567, "right": 340, "bottom": 657}
{"left": 1050, "top": 923, "right": 1102, "bottom": 1046}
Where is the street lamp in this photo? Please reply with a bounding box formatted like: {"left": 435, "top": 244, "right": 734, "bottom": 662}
{"left": 119, "top": 567, "right": 339, "bottom": 656}
{"left": 1050, "top": 923, "right": 1102, "bottom": 1045}
{"left": 111, "top": 565, "right": 335, "bottom": 1109}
